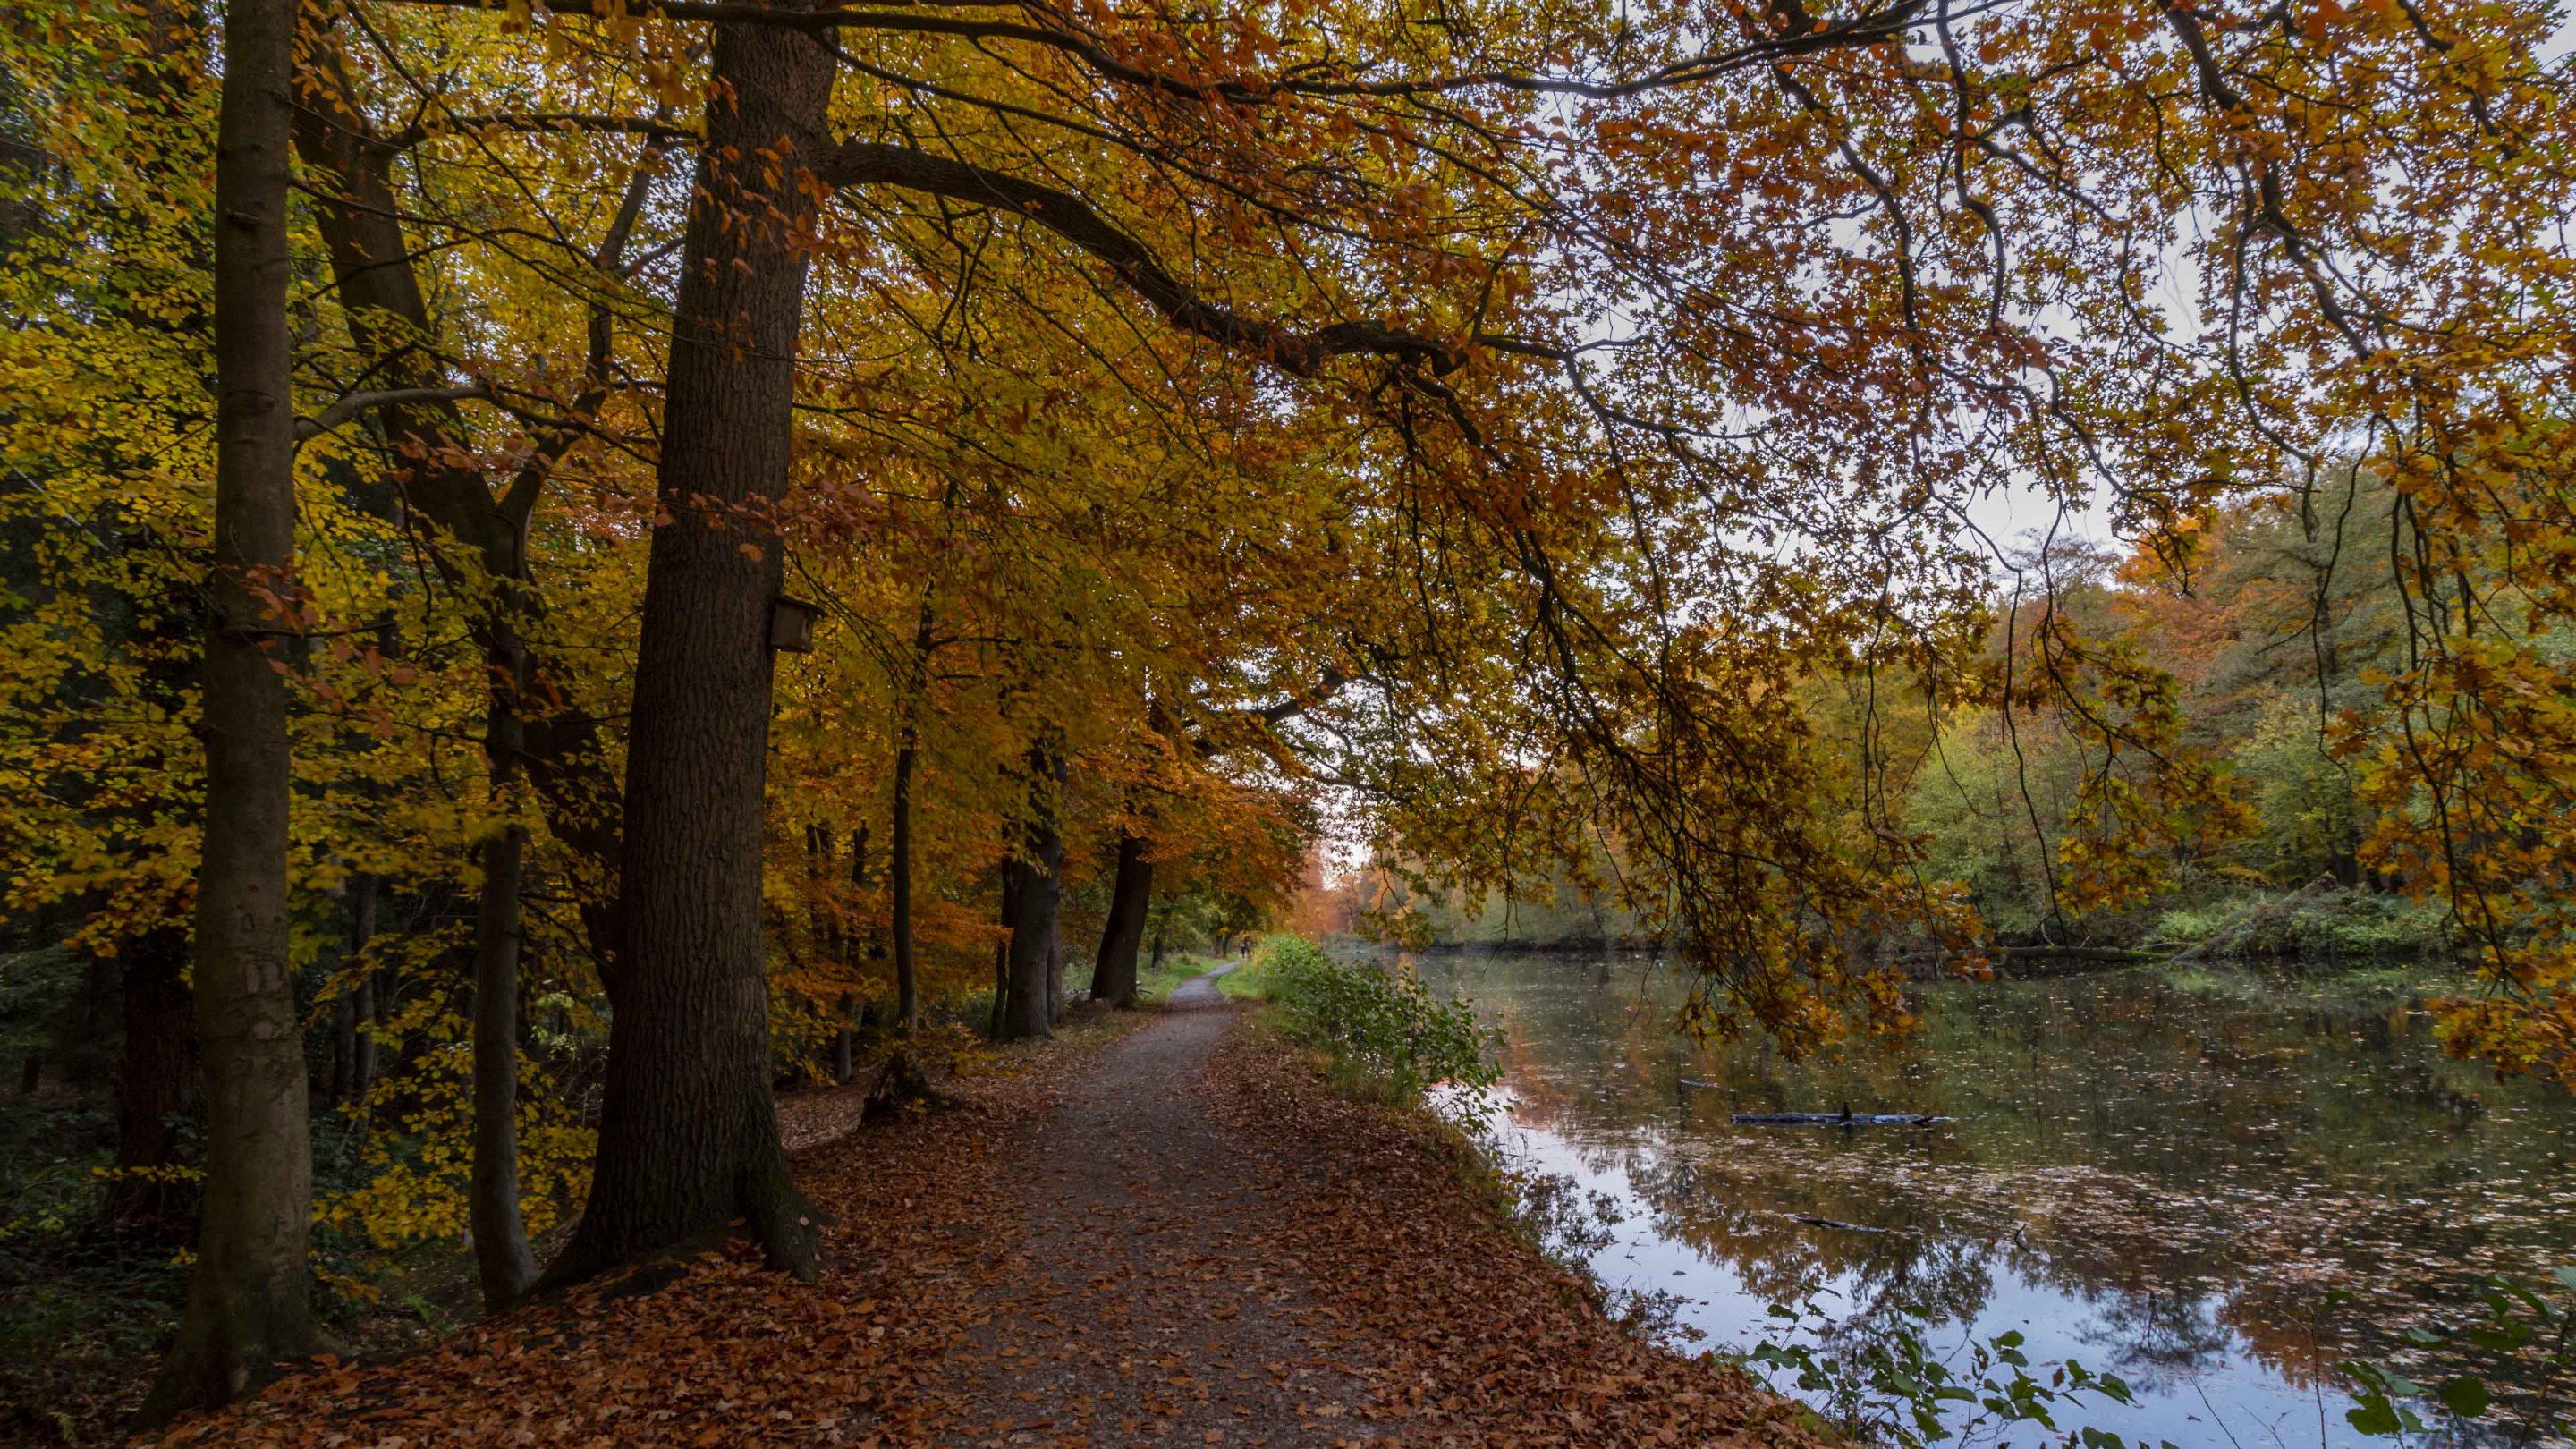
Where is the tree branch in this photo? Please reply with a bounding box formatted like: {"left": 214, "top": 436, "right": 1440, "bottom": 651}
{"left": 819, "top": 140, "right": 1463, "bottom": 376}
{"left": 380, "top": 112, "right": 699, "bottom": 150}
{"left": 297, "top": 382, "right": 493, "bottom": 440}
{"left": 384, "top": 0, "right": 1927, "bottom": 105}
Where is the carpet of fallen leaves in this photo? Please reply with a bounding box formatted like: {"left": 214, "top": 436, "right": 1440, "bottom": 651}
{"left": 132, "top": 999, "right": 1826, "bottom": 1448}
{"left": 1196, "top": 1025, "right": 1829, "bottom": 1449}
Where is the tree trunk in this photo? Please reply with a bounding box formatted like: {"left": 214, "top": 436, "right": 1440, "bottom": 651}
{"left": 137, "top": 0, "right": 313, "bottom": 1419}
{"left": 833, "top": 998, "right": 856, "bottom": 1085}
{"left": 1046, "top": 930, "right": 1063, "bottom": 1027}
{"left": 988, "top": 868, "right": 1019, "bottom": 1039}
{"left": 889, "top": 601, "right": 933, "bottom": 1032}
{"left": 351, "top": 873, "right": 378, "bottom": 1094}
{"left": 106, "top": 925, "right": 197, "bottom": 1232}
{"left": 997, "top": 752, "right": 1063, "bottom": 1042}
{"left": 291, "top": 38, "right": 631, "bottom": 974}
{"left": 1090, "top": 832, "right": 1153, "bottom": 1007}
{"left": 469, "top": 647, "right": 538, "bottom": 1308}
{"left": 330, "top": 987, "right": 355, "bottom": 1106}
{"left": 546, "top": 11, "right": 835, "bottom": 1286}
{"left": 889, "top": 735, "right": 919, "bottom": 1030}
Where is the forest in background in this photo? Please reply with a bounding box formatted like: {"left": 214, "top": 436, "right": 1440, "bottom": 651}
{"left": 1377, "top": 469, "right": 2474, "bottom": 963}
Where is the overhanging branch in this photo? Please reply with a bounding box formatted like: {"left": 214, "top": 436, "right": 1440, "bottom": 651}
{"left": 819, "top": 140, "right": 1464, "bottom": 376}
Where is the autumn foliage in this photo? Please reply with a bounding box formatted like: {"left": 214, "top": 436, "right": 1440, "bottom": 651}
{"left": 3, "top": 0, "right": 2576, "bottom": 1427}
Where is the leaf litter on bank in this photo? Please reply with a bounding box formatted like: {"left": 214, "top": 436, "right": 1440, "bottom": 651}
{"left": 140, "top": 1007, "right": 1822, "bottom": 1447}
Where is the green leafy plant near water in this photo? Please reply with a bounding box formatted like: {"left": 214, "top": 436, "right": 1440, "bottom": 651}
{"left": 2336, "top": 1271, "right": 2575, "bottom": 1445}
{"left": 1232, "top": 936, "right": 1499, "bottom": 1110}
{"left": 1753, "top": 1300, "right": 2146, "bottom": 1449}
{"left": 1742, "top": 1272, "right": 2574, "bottom": 1449}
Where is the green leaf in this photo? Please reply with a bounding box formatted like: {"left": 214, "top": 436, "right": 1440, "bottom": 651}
{"left": 2438, "top": 1377, "right": 2491, "bottom": 1419}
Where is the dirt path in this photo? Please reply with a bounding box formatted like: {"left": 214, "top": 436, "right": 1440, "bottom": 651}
{"left": 141, "top": 970, "right": 1823, "bottom": 1449}
{"left": 936, "top": 965, "right": 1374, "bottom": 1446}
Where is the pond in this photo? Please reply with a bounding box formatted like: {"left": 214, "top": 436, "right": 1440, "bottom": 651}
{"left": 1411, "top": 951, "right": 2576, "bottom": 1448}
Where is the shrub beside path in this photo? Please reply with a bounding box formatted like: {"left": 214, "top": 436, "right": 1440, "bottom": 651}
{"left": 145, "top": 969, "right": 1824, "bottom": 1447}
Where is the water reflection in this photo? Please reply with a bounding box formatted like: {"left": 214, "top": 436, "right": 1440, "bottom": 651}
{"left": 1418, "top": 951, "right": 2576, "bottom": 1447}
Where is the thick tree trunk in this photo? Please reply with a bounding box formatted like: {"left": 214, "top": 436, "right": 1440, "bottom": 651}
{"left": 1090, "top": 833, "right": 1153, "bottom": 1007}
{"left": 547, "top": 11, "right": 835, "bottom": 1286}
{"left": 469, "top": 648, "right": 538, "bottom": 1308}
{"left": 997, "top": 752, "right": 1064, "bottom": 1041}
{"left": 137, "top": 0, "right": 313, "bottom": 1419}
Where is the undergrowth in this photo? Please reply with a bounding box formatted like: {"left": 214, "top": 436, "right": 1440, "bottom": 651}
{"left": 1225, "top": 935, "right": 1497, "bottom": 1109}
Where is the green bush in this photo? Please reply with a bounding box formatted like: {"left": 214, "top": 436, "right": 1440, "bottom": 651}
{"left": 1239, "top": 936, "right": 1498, "bottom": 1108}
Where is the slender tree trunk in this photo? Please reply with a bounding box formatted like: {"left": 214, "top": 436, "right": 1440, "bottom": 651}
{"left": 1090, "top": 833, "right": 1153, "bottom": 1007}
{"left": 291, "top": 38, "right": 633, "bottom": 975}
{"left": 351, "top": 873, "right": 378, "bottom": 1093}
{"left": 102, "top": 7, "right": 211, "bottom": 1230}
{"left": 889, "top": 599, "right": 933, "bottom": 1033}
{"left": 107, "top": 925, "right": 197, "bottom": 1231}
{"left": 547, "top": 10, "right": 835, "bottom": 1285}
{"left": 1046, "top": 929, "right": 1063, "bottom": 1026}
{"left": 469, "top": 644, "right": 538, "bottom": 1308}
{"left": 833, "top": 996, "right": 856, "bottom": 1084}
{"left": 997, "top": 750, "right": 1063, "bottom": 1042}
{"left": 988, "top": 867, "right": 1019, "bottom": 1039}
{"left": 330, "top": 988, "right": 355, "bottom": 1106}
{"left": 138, "top": 0, "right": 312, "bottom": 1419}
{"left": 889, "top": 733, "right": 919, "bottom": 1030}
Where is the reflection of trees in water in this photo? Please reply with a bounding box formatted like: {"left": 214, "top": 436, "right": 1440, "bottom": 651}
{"left": 1450, "top": 949, "right": 2576, "bottom": 1416}
{"left": 2074, "top": 1289, "right": 2237, "bottom": 1390}
{"left": 1617, "top": 1148, "right": 2004, "bottom": 1329}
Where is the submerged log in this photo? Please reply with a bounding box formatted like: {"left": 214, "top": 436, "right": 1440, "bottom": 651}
{"left": 1730, "top": 1110, "right": 1951, "bottom": 1127}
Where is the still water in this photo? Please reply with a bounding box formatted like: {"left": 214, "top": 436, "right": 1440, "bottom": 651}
{"left": 1411, "top": 952, "right": 2576, "bottom": 1447}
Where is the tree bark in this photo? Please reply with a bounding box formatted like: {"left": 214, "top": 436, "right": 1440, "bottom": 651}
{"left": 1090, "top": 832, "right": 1153, "bottom": 1007}
{"left": 469, "top": 648, "right": 539, "bottom": 1307}
{"left": 138, "top": 0, "right": 314, "bottom": 1418}
{"left": 997, "top": 750, "right": 1064, "bottom": 1042}
{"left": 546, "top": 9, "right": 836, "bottom": 1286}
